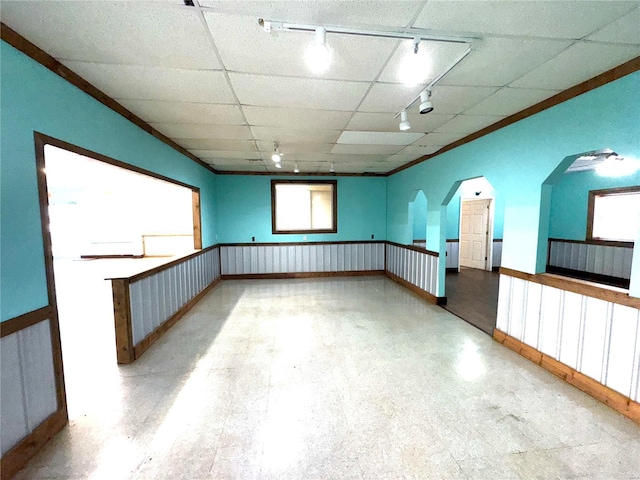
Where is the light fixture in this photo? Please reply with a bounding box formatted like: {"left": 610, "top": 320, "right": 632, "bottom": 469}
{"left": 399, "top": 110, "right": 411, "bottom": 131}
{"left": 419, "top": 90, "right": 433, "bottom": 114}
{"left": 271, "top": 142, "right": 281, "bottom": 163}
{"left": 274, "top": 163, "right": 282, "bottom": 169}
{"left": 596, "top": 155, "right": 640, "bottom": 177}
{"left": 294, "top": 162, "right": 300, "bottom": 173}
{"left": 330, "top": 163, "right": 335, "bottom": 173}
{"left": 305, "top": 26, "right": 330, "bottom": 73}
{"left": 399, "top": 38, "right": 431, "bottom": 86}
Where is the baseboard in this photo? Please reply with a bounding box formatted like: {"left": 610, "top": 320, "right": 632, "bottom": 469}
{"left": 545, "top": 265, "right": 629, "bottom": 289}
{"left": 220, "top": 270, "right": 385, "bottom": 280}
{"left": 446, "top": 268, "right": 458, "bottom": 274}
{"left": 0, "top": 407, "right": 68, "bottom": 480}
{"left": 384, "top": 271, "right": 446, "bottom": 305}
{"left": 493, "top": 329, "right": 640, "bottom": 425}
{"left": 132, "top": 276, "right": 221, "bottom": 360}
{"left": 492, "top": 266, "right": 500, "bottom": 272}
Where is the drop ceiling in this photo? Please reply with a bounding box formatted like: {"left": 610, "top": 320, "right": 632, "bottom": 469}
{"left": 2, "top": 0, "right": 639, "bottom": 174}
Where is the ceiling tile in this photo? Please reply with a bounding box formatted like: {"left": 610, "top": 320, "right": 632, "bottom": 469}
{"left": 242, "top": 106, "right": 352, "bottom": 130}
{"left": 587, "top": 7, "right": 640, "bottom": 44}
{"left": 377, "top": 39, "right": 470, "bottom": 84}
{"left": 429, "top": 85, "right": 499, "bottom": 115}
{"left": 412, "top": 1, "right": 638, "bottom": 39}
{"left": 346, "top": 112, "right": 455, "bottom": 132}
{"left": 337, "top": 131, "right": 424, "bottom": 145}
{"left": 251, "top": 127, "right": 341, "bottom": 144}
{"left": 255, "top": 141, "right": 333, "bottom": 154}
{"left": 412, "top": 133, "right": 467, "bottom": 146}
{"left": 229, "top": 73, "right": 369, "bottom": 111}
{"left": 398, "top": 145, "right": 444, "bottom": 156}
{"left": 383, "top": 154, "right": 421, "bottom": 163}
{"left": 330, "top": 144, "right": 404, "bottom": 155}
{"left": 434, "top": 115, "right": 506, "bottom": 135}
{"left": 175, "top": 139, "right": 257, "bottom": 150}
{"left": 214, "top": 164, "right": 268, "bottom": 172}
{"left": 199, "top": 1, "right": 425, "bottom": 29}
{"left": 440, "top": 37, "right": 572, "bottom": 87}
{"left": 465, "top": 87, "right": 562, "bottom": 116}
{"left": 152, "top": 124, "right": 253, "bottom": 140}
{"left": 205, "top": 12, "right": 397, "bottom": 82}
{"left": 0, "top": 2, "right": 220, "bottom": 69}
{"left": 510, "top": 42, "right": 640, "bottom": 90}
{"left": 63, "top": 61, "right": 236, "bottom": 103}
{"left": 188, "top": 150, "right": 262, "bottom": 160}
{"left": 118, "top": 100, "right": 246, "bottom": 125}
{"left": 358, "top": 83, "right": 428, "bottom": 113}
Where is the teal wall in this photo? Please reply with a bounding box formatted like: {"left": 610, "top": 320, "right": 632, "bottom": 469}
{"left": 549, "top": 168, "right": 640, "bottom": 240}
{"left": 215, "top": 175, "right": 386, "bottom": 243}
{"left": 0, "top": 41, "right": 218, "bottom": 321}
{"left": 411, "top": 191, "right": 427, "bottom": 240}
{"left": 445, "top": 179, "right": 505, "bottom": 240}
{"left": 387, "top": 71, "right": 640, "bottom": 293}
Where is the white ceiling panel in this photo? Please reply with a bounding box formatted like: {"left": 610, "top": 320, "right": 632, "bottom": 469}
{"left": 346, "top": 112, "right": 455, "bottom": 132}
{"left": 117, "top": 100, "right": 246, "bottom": 125}
{"left": 0, "top": 1, "right": 220, "bottom": 69}
{"left": 243, "top": 106, "right": 352, "bottom": 130}
{"left": 229, "top": 73, "right": 369, "bottom": 111}
{"left": 151, "top": 124, "right": 253, "bottom": 140}
{"left": 256, "top": 142, "right": 333, "bottom": 154}
{"left": 198, "top": 1, "right": 425, "bottom": 29}
{"left": 413, "top": 1, "right": 638, "bottom": 39}
{"left": 205, "top": 12, "right": 397, "bottom": 82}
{"left": 412, "top": 132, "right": 467, "bottom": 146}
{"left": 377, "top": 39, "right": 470, "bottom": 84}
{"left": 188, "top": 150, "right": 262, "bottom": 160}
{"left": 429, "top": 85, "right": 499, "bottom": 115}
{"left": 587, "top": 7, "right": 640, "bottom": 44}
{"left": 465, "top": 87, "right": 562, "bottom": 116}
{"left": 176, "top": 139, "right": 257, "bottom": 151}
{"left": 63, "top": 61, "right": 236, "bottom": 103}
{"left": 398, "top": 145, "right": 445, "bottom": 156}
{"left": 434, "top": 115, "right": 506, "bottom": 135}
{"left": 214, "top": 164, "right": 267, "bottom": 172}
{"left": 250, "top": 127, "right": 341, "bottom": 144}
{"left": 510, "top": 42, "right": 640, "bottom": 90}
{"left": 440, "top": 37, "right": 572, "bottom": 87}
{"left": 358, "top": 83, "right": 428, "bottom": 113}
{"left": 337, "top": 131, "right": 424, "bottom": 145}
{"left": 330, "top": 144, "right": 404, "bottom": 155}
{"left": 383, "top": 154, "right": 421, "bottom": 164}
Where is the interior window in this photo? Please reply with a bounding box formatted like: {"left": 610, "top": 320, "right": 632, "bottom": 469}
{"left": 588, "top": 187, "right": 640, "bottom": 242}
{"left": 272, "top": 180, "right": 337, "bottom": 234}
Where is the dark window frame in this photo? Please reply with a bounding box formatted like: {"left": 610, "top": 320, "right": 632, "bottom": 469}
{"left": 587, "top": 185, "right": 640, "bottom": 242}
{"left": 271, "top": 179, "right": 338, "bottom": 234}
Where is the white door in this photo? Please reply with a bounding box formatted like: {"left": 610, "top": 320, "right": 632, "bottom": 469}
{"left": 460, "top": 199, "right": 490, "bottom": 270}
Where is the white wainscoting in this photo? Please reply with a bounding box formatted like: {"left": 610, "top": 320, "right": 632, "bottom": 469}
{"left": 496, "top": 274, "right": 640, "bottom": 402}
{"left": 220, "top": 242, "right": 385, "bottom": 276}
{"left": 445, "top": 240, "right": 501, "bottom": 270}
{"left": 0, "top": 319, "right": 58, "bottom": 456}
{"left": 128, "top": 248, "right": 221, "bottom": 346}
{"left": 385, "top": 243, "right": 439, "bottom": 297}
{"left": 548, "top": 239, "right": 633, "bottom": 280}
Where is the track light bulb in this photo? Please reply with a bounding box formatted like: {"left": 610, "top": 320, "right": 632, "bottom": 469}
{"left": 274, "top": 163, "right": 282, "bottom": 169}
{"left": 305, "top": 26, "right": 330, "bottom": 73}
{"left": 399, "top": 38, "right": 431, "bottom": 86}
{"left": 399, "top": 110, "right": 411, "bottom": 131}
{"left": 419, "top": 90, "right": 434, "bottom": 114}
{"left": 330, "top": 163, "right": 335, "bottom": 173}
{"left": 294, "top": 162, "right": 300, "bottom": 173}
{"left": 271, "top": 143, "right": 281, "bottom": 162}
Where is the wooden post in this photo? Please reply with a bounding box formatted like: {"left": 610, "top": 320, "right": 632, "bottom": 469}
{"left": 111, "top": 279, "right": 134, "bottom": 364}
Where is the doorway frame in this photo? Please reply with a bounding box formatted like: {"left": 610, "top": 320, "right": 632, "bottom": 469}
{"left": 458, "top": 195, "right": 495, "bottom": 272}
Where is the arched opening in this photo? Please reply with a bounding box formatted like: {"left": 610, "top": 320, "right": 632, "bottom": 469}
{"left": 409, "top": 190, "right": 427, "bottom": 248}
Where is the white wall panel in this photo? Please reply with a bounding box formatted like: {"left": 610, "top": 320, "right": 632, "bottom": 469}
{"left": 492, "top": 241, "right": 502, "bottom": 269}
{"left": 523, "top": 281, "right": 542, "bottom": 349}
{"left": 496, "top": 275, "right": 512, "bottom": 333}
{"left": 548, "top": 240, "right": 633, "bottom": 280}
{"left": 507, "top": 278, "right": 526, "bottom": 340}
{"left": 385, "top": 243, "right": 440, "bottom": 297}
{"left": 539, "top": 286, "right": 562, "bottom": 358}
{"left": 558, "top": 292, "right": 582, "bottom": 369}
{"left": 605, "top": 304, "right": 638, "bottom": 397}
{"left": 1, "top": 332, "right": 28, "bottom": 456}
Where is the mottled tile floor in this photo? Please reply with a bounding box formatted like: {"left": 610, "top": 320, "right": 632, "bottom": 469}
{"left": 15, "top": 272, "right": 640, "bottom": 479}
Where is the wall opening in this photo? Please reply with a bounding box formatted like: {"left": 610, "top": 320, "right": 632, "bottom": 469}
{"left": 409, "top": 190, "right": 427, "bottom": 249}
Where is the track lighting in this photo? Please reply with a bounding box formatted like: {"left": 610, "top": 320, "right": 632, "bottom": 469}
{"left": 399, "top": 38, "right": 431, "bottom": 86}
{"left": 294, "top": 162, "right": 300, "bottom": 173}
{"left": 305, "top": 26, "right": 330, "bottom": 73}
{"left": 274, "top": 163, "right": 282, "bottom": 169}
{"left": 399, "top": 110, "right": 411, "bottom": 131}
{"left": 330, "top": 163, "right": 335, "bottom": 173}
{"left": 271, "top": 143, "right": 281, "bottom": 163}
{"left": 419, "top": 90, "right": 433, "bottom": 114}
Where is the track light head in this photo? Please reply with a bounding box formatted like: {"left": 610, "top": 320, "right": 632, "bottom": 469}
{"left": 419, "top": 90, "right": 434, "bottom": 114}
{"left": 274, "top": 163, "right": 282, "bottom": 169}
{"left": 329, "top": 163, "right": 335, "bottom": 173}
{"left": 294, "top": 162, "right": 300, "bottom": 173}
{"left": 271, "top": 142, "right": 282, "bottom": 162}
{"left": 399, "top": 110, "right": 411, "bottom": 131}
{"left": 305, "top": 26, "right": 330, "bottom": 73}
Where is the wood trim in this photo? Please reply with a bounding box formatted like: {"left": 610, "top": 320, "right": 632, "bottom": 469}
{"left": 493, "top": 238, "right": 503, "bottom": 243}
{"left": 386, "top": 241, "right": 439, "bottom": 257}
{"left": 548, "top": 237, "right": 634, "bottom": 249}
{"left": 388, "top": 56, "right": 640, "bottom": 176}
{"left": 80, "top": 254, "right": 144, "bottom": 260}
{"left": 0, "top": 306, "right": 52, "bottom": 338}
{"left": 271, "top": 180, "right": 338, "bottom": 235}
{"left": 111, "top": 279, "right": 134, "bottom": 364}
{"left": 446, "top": 239, "right": 459, "bottom": 243}
{"left": 192, "top": 190, "right": 202, "bottom": 250}
{"left": 385, "top": 271, "right": 446, "bottom": 305}
{"left": 133, "top": 277, "right": 221, "bottom": 359}
{"left": 219, "top": 240, "right": 384, "bottom": 247}
{"left": 493, "top": 329, "right": 640, "bottom": 425}
{"left": 221, "top": 271, "right": 385, "bottom": 280}
{"left": 587, "top": 186, "right": 640, "bottom": 242}
{"left": 217, "top": 170, "right": 385, "bottom": 177}
{"left": 1, "top": 23, "right": 216, "bottom": 175}
{"left": 446, "top": 267, "right": 459, "bottom": 274}
{"left": 546, "top": 265, "right": 629, "bottom": 289}
{"left": 0, "top": 408, "right": 68, "bottom": 480}
{"left": 499, "top": 267, "right": 640, "bottom": 309}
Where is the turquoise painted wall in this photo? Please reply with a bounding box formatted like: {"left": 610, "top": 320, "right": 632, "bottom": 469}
{"left": 549, "top": 168, "right": 640, "bottom": 240}
{"left": 215, "top": 175, "right": 386, "bottom": 243}
{"left": 0, "top": 41, "right": 218, "bottom": 321}
{"left": 411, "top": 191, "right": 427, "bottom": 240}
{"left": 387, "top": 71, "right": 640, "bottom": 293}
{"left": 445, "top": 180, "right": 505, "bottom": 240}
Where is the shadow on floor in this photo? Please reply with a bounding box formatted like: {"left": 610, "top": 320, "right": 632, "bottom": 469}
{"left": 442, "top": 267, "right": 499, "bottom": 335}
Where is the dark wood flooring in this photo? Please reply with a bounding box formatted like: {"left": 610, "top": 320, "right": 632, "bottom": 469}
{"left": 443, "top": 267, "right": 500, "bottom": 335}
